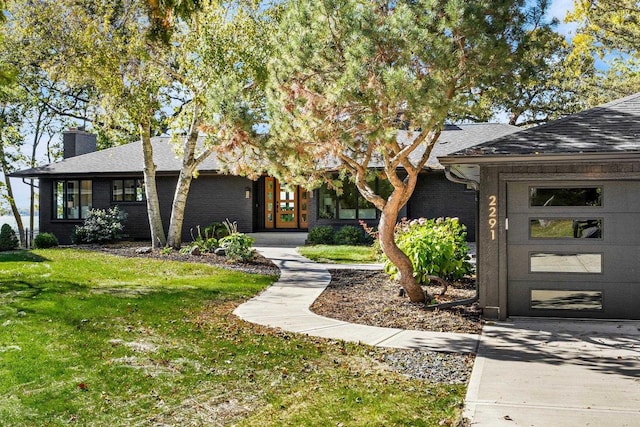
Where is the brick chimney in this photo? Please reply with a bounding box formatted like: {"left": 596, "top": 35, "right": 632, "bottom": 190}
{"left": 63, "top": 128, "right": 97, "bottom": 159}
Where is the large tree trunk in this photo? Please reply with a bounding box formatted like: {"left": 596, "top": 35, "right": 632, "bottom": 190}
{"left": 166, "top": 104, "right": 209, "bottom": 249}
{"left": 140, "top": 123, "right": 166, "bottom": 248}
{"left": 166, "top": 164, "right": 195, "bottom": 249}
{"left": 377, "top": 187, "right": 427, "bottom": 302}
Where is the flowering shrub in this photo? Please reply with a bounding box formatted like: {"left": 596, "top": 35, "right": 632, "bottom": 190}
{"left": 72, "top": 207, "right": 127, "bottom": 244}
{"left": 383, "top": 217, "right": 473, "bottom": 284}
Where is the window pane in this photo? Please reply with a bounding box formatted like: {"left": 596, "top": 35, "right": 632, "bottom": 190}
{"left": 80, "top": 181, "right": 92, "bottom": 218}
{"left": 113, "top": 180, "right": 123, "bottom": 202}
{"left": 531, "top": 290, "right": 603, "bottom": 311}
{"left": 318, "top": 184, "right": 337, "bottom": 219}
{"left": 530, "top": 219, "right": 602, "bottom": 239}
{"left": 530, "top": 187, "right": 602, "bottom": 207}
{"left": 54, "top": 181, "right": 65, "bottom": 219}
{"left": 124, "top": 179, "right": 136, "bottom": 201}
{"left": 530, "top": 253, "right": 602, "bottom": 273}
{"left": 66, "top": 181, "right": 80, "bottom": 219}
{"left": 136, "top": 179, "right": 145, "bottom": 201}
{"left": 338, "top": 184, "right": 357, "bottom": 219}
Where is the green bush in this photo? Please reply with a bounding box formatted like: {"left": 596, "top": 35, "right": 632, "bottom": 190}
{"left": 383, "top": 217, "right": 473, "bottom": 284}
{"left": 0, "top": 224, "right": 19, "bottom": 251}
{"left": 334, "top": 225, "right": 368, "bottom": 245}
{"left": 34, "top": 232, "right": 59, "bottom": 249}
{"left": 187, "top": 225, "right": 219, "bottom": 253}
{"left": 72, "top": 206, "right": 127, "bottom": 244}
{"left": 203, "top": 222, "right": 230, "bottom": 240}
{"left": 220, "top": 233, "right": 255, "bottom": 262}
{"left": 307, "top": 226, "right": 335, "bottom": 245}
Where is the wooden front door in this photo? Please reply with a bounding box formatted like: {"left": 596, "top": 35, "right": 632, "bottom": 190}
{"left": 264, "top": 177, "right": 309, "bottom": 229}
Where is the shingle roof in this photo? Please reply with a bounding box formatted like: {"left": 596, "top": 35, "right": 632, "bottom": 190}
{"left": 443, "top": 92, "right": 640, "bottom": 159}
{"left": 12, "top": 123, "right": 518, "bottom": 178}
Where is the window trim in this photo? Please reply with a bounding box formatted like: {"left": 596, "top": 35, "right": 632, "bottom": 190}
{"left": 317, "top": 178, "right": 389, "bottom": 221}
{"left": 112, "top": 178, "right": 146, "bottom": 203}
{"left": 52, "top": 179, "right": 93, "bottom": 220}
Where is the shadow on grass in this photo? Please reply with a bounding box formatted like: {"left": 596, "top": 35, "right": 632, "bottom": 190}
{"left": 0, "top": 250, "right": 48, "bottom": 263}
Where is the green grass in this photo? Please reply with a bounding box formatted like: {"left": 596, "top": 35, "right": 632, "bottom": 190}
{"left": 297, "top": 245, "right": 379, "bottom": 264}
{"left": 0, "top": 249, "right": 466, "bottom": 426}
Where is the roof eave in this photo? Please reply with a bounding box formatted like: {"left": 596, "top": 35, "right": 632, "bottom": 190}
{"left": 439, "top": 151, "right": 640, "bottom": 166}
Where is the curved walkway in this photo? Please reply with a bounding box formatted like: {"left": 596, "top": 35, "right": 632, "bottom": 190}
{"left": 235, "top": 241, "right": 640, "bottom": 426}
{"left": 233, "top": 246, "right": 480, "bottom": 354}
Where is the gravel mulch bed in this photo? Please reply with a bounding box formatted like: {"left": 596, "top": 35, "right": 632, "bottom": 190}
{"left": 81, "top": 242, "right": 479, "bottom": 384}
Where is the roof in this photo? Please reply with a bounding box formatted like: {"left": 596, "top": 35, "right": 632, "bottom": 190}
{"left": 12, "top": 123, "right": 518, "bottom": 178}
{"left": 440, "top": 92, "right": 640, "bottom": 164}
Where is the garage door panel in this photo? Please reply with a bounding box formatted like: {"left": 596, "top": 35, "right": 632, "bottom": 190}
{"left": 508, "top": 280, "right": 640, "bottom": 319}
{"left": 507, "top": 180, "right": 640, "bottom": 319}
{"left": 508, "top": 213, "right": 640, "bottom": 244}
{"left": 508, "top": 244, "right": 640, "bottom": 283}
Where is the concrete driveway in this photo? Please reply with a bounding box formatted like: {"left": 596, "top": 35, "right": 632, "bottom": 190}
{"left": 465, "top": 318, "right": 640, "bottom": 426}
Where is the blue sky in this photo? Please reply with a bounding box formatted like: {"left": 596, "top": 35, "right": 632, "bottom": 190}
{"left": 6, "top": 0, "right": 577, "bottom": 213}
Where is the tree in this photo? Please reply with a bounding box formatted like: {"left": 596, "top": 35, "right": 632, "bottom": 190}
{"left": 265, "top": 0, "right": 545, "bottom": 302}
{"left": 568, "top": 0, "right": 640, "bottom": 99}
{"left": 165, "top": 1, "right": 274, "bottom": 248}
{"left": 477, "top": 26, "right": 595, "bottom": 127}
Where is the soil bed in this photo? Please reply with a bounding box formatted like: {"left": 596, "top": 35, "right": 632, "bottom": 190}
{"left": 311, "top": 269, "right": 483, "bottom": 334}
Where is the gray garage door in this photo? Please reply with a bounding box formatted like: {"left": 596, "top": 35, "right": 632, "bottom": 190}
{"left": 507, "top": 181, "right": 640, "bottom": 319}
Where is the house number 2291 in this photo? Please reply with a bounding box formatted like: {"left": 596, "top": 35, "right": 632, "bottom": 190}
{"left": 488, "top": 195, "right": 497, "bottom": 240}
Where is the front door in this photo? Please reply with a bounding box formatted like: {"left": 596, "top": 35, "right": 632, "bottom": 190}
{"left": 264, "top": 177, "right": 310, "bottom": 229}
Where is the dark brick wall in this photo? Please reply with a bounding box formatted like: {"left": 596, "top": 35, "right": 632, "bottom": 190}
{"left": 407, "top": 172, "right": 477, "bottom": 241}
{"left": 39, "top": 174, "right": 255, "bottom": 244}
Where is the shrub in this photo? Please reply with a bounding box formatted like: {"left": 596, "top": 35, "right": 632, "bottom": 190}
{"left": 220, "top": 233, "right": 255, "bottom": 262}
{"left": 383, "top": 217, "right": 473, "bottom": 284}
{"left": 187, "top": 225, "right": 219, "bottom": 253}
{"left": 34, "top": 232, "right": 59, "bottom": 249}
{"left": 334, "top": 225, "right": 369, "bottom": 245}
{"left": 72, "top": 206, "right": 127, "bottom": 244}
{"left": 307, "top": 226, "right": 335, "bottom": 245}
{"left": 203, "top": 221, "right": 230, "bottom": 240}
{"left": 0, "top": 224, "right": 19, "bottom": 251}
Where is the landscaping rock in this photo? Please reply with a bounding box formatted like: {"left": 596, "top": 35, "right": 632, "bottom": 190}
{"left": 189, "top": 246, "right": 201, "bottom": 256}
{"left": 214, "top": 247, "right": 226, "bottom": 256}
{"left": 135, "top": 246, "right": 153, "bottom": 254}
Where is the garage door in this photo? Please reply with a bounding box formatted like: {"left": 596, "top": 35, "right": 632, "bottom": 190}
{"left": 507, "top": 181, "right": 640, "bottom": 319}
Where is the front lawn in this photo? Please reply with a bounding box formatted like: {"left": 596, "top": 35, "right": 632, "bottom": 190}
{"left": 297, "top": 244, "right": 379, "bottom": 264}
{"left": 0, "top": 249, "right": 465, "bottom": 426}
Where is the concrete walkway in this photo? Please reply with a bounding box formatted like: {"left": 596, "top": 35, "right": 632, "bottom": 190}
{"left": 237, "top": 236, "right": 640, "bottom": 426}
{"left": 234, "top": 244, "right": 479, "bottom": 353}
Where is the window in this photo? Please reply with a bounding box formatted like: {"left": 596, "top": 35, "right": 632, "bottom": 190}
{"left": 530, "top": 187, "right": 602, "bottom": 207}
{"left": 53, "top": 180, "right": 92, "bottom": 220}
{"left": 530, "top": 253, "right": 602, "bottom": 273}
{"left": 318, "top": 178, "right": 393, "bottom": 220}
{"left": 112, "top": 179, "right": 145, "bottom": 202}
{"left": 530, "top": 218, "right": 602, "bottom": 239}
{"left": 531, "top": 290, "right": 603, "bottom": 311}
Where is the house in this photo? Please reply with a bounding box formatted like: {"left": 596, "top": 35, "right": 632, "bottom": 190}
{"left": 440, "top": 92, "right": 640, "bottom": 320}
{"left": 12, "top": 123, "right": 518, "bottom": 244}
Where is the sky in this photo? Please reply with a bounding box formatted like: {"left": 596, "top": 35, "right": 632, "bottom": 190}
{"left": 6, "top": 0, "right": 578, "bottom": 213}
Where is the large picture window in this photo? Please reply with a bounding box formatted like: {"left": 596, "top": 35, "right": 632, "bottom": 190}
{"left": 112, "top": 179, "right": 145, "bottom": 202}
{"left": 53, "top": 180, "right": 92, "bottom": 220}
{"left": 318, "top": 178, "right": 392, "bottom": 220}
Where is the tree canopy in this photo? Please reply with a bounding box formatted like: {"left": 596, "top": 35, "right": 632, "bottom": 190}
{"left": 265, "top": 0, "right": 549, "bottom": 301}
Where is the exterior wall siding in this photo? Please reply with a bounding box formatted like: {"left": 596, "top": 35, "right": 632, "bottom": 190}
{"left": 39, "top": 174, "right": 255, "bottom": 244}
